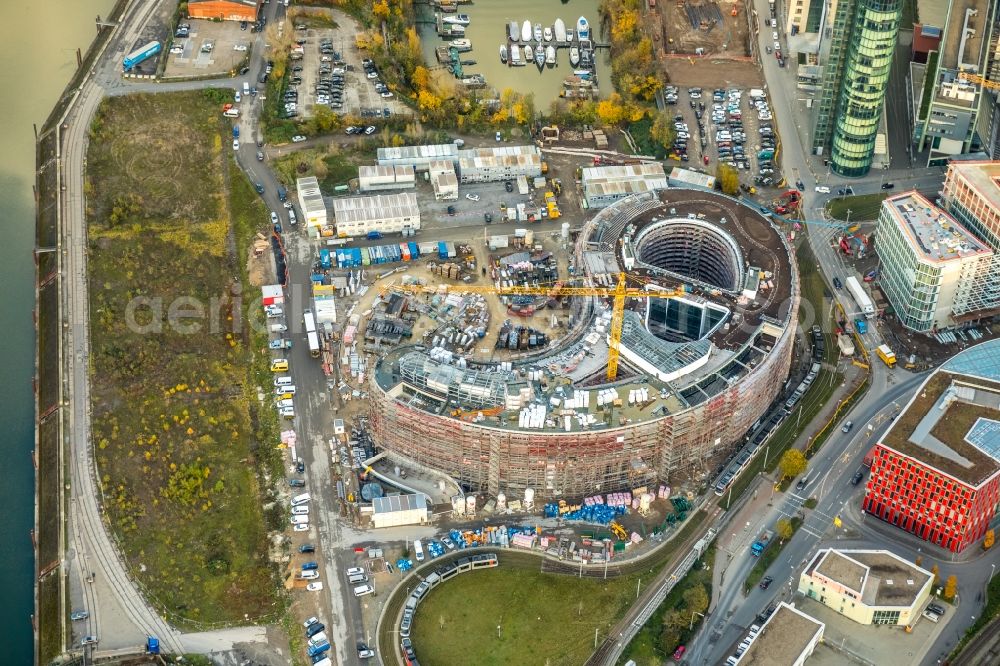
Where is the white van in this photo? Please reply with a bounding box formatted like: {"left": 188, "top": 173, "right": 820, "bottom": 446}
{"left": 348, "top": 573, "right": 367, "bottom": 584}
{"left": 291, "top": 514, "right": 309, "bottom": 525}
{"left": 243, "top": 81, "right": 250, "bottom": 96}
{"left": 413, "top": 539, "right": 425, "bottom": 562}
{"left": 353, "top": 583, "right": 374, "bottom": 597}
{"left": 291, "top": 493, "right": 311, "bottom": 506}
{"left": 274, "top": 376, "right": 293, "bottom": 387}
{"left": 346, "top": 567, "right": 365, "bottom": 577}
{"left": 223, "top": 107, "right": 240, "bottom": 118}
{"left": 292, "top": 505, "right": 309, "bottom": 515}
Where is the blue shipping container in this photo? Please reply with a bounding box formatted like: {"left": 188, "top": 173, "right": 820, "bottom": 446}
{"left": 408, "top": 241, "right": 419, "bottom": 258}
{"left": 438, "top": 241, "right": 448, "bottom": 259}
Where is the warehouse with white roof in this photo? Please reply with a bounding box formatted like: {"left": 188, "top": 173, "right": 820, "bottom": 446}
{"left": 582, "top": 163, "right": 668, "bottom": 208}
{"left": 358, "top": 165, "right": 416, "bottom": 192}
{"left": 376, "top": 144, "right": 459, "bottom": 170}
{"left": 296, "top": 176, "right": 328, "bottom": 235}
{"left": 457, "top": 145, "right": 542, "bottom": 183}
{"left": 370, "top": 493, "right": 430, "bottom": 529}
{"left": 332, "top": 192, "right": 420, "bottom": 237}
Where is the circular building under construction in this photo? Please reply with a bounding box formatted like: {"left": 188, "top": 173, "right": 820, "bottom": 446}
{"left": 369, "top": 188, "right": 799, "bottom": 500}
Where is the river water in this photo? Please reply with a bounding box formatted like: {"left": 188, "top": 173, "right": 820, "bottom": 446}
{"left": 417, "top": 0, "right": 611, "bottom": 106}
{"left": 0, "top": 0, "right": 112, "bottom": 659}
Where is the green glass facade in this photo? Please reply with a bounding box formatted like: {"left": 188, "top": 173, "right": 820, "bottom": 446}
{"left": 813, "top": 0, "right": 902, "bottom": 176}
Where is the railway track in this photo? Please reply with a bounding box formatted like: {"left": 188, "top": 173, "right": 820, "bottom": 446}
{"left": 952, "top": 614, "right": 1000, "bottom": 666}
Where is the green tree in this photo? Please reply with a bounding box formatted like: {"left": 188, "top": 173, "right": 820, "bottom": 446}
{"left": 649, "top": 112, "right": 677, "bottom": 156}
{"left": 716, "top": 164, "right": 740, "bottom": 195}
{"left": 779, "top": 449, "right": 808, "bottom": 482}
{"left": 683, "top": 584, "right": 709, "bottom": 615}
{"left": 659, "top": 609, "right": 684, "bottom": 654}
{"left": 776, "top": 518, "right": 794, "bottom": 542}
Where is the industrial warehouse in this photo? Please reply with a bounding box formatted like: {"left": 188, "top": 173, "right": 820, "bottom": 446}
{"left": 367, "top": 188, "right": 797, "bottom": 499}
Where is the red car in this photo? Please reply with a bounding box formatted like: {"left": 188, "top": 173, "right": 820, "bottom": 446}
{"left": 673, "top": 645, "right": 686, "bottom": 660}
{"left": 775, "top": 49, "right": 782, "bottom": 60}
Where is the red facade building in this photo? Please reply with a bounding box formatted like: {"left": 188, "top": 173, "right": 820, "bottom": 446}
{"left": 861, "top": 368, "right": 1000, "bottom": 553}
{"left": 863, "top": 444, "right": 1000, "bottom": 552}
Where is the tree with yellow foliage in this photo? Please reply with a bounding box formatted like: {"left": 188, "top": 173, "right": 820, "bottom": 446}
{"left": 417, "top": 89, "right": 442, "bottom": 112}
{"left": 597, "top": 93, "right": 627, "bottom": 126}
{"left": 411, "top": 65, "right": 430, "bottom": 91}
{"left": 984, "top": 529, "right": 995, "bottom": 550}
{"left": 373, "top": 0, "right": 390, "bottom": 21}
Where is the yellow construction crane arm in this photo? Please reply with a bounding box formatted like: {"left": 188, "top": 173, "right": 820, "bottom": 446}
{"left": 959, "top": 72, "right": 1000, "bottom": 90}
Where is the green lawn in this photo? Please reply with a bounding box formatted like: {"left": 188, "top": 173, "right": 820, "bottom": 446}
{"left": 85, "top": 90, "right": 279, "bottom": 625}
{"left": 825, "top": 193, "right": 888, "bottom": 222}
{"left": 410, "top": 567, "right": 647, "bottom": 666}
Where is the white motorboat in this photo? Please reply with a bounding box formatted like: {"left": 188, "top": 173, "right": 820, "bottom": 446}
{"left": 444, "top": 24, "right": 465, "bottom": 37}
{"left": 450, "top": 39, "right": 472, "bottom": 52}
{"left": 543, "top": 26, "right": 553, "bottom": 42}
{"left": 523, "top": 44, "right": 534, "bottom": 63}
{"left": 508, "top": 21, "right": 519, "bottom": 41}
{"left": 554, "top": 19, "right": 567, "bottom": 43}
{"left": 545, "top": 45, "right": 556, "bottom": 65}
{"left": 567, "top": 28, "right": 574, "bottom": 42}
{"left": 534, "top": 46, "right": 545, "bottom": 67}
{"left": 500, "top": 44, "right": 508, "bottom": 64}
{"left": 442, "top": 13, "right": 470, "bottom": 26}
{"left": 577, "top": 16, "right": 590, "bottom": 40}
{"left": 569, "top": 47, "right": 579, "bottom": 66}
{"left": 510, "top": 44, "right": 524, "bottom": 65}
{"left": 521, "top": 20, "right": 532, "bottom": 42}
{"left": 534, "top": 23, "right": 543, "bottom": 42}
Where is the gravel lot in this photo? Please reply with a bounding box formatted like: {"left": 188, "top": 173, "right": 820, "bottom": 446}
{"left": 163, "top": 19, "right": 251, "bottom": 78}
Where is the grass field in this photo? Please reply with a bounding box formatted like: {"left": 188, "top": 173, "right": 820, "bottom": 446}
{"left": 826, "top": 193, "right": 888, "bottom": 222}
{"left": 85, "top": 90, "right": 279, "bottom": 625}
{"left": 269, "top": 146, "right": 365, "bottom": 193}
{"left": 410, "top": 567, "right": 649, "bottom": 666}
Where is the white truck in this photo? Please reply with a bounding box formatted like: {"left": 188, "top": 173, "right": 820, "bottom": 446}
{"left": 845, "top": 276, "right": 875, "bottom": 319}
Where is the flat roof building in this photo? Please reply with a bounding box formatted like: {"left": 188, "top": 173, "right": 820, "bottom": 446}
{"left": 371, "top": 493, "right": 429, "bottom": 529}
{"left": 376, "top": 144, "right": 458, "bottom": 171}
{"left": 358, "top": 165, "right": 415, "bottom": 192}
{"left": 798, "top": 549, "right": 934, "bottom": 626}
{"left": 668, "top": 167, "right": 716, "bottom": 191}
{"left": 428, "top": 160, "right": 458, "bottom": 201}
{"left": 875, "top": 191, "right": 994, "bottom": 332}
{"left": 582, "top": 163, "right": 668, "bottom": 208}
{"left": 456, "top": 145, "right": 542, "bottom": 183}
{"left": 296, "top": 176, "right": 328, "bottom": 235}
{"left": 735, "top": 602, "right": 824, "bottom": 666}
{"left": 187, "top": 0, "right": 261, "bottom": 22}
{"left": 863, "top": 339, "right": 1000, "bottom": 552}
{"left": 332, "top": 192, "right": 420, "bottom": 237}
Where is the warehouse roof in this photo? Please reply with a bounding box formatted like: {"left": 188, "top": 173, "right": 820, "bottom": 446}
{"left": 669, "top": 167, "right": 716, "bottom": 190}
{"left": 377, "top": 144, "right": 458, "bottom": 164}
{"left": 737, "top": 603, "right": 823, "bottom": 666}
{"left": 296, "top": 176, "right": 326, "bottom": 216}
{"left": 373, "top": 493, "right": 428, "bottom": 514}
{"left": 332, "top": 192, "right": 419, "bottom": 225}
{"left": 582, "top": 163, "right": 668, "bottom": 198}
{"left": 809, "top": 549, "right": 932, "bottom": 608}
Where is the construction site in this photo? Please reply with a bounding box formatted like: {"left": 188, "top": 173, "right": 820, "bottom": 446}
{"left": 649, "top": 0, "right": 751, "bottom": 59}
{"left": 360, "top": 188, "right": 799, "bottom": 502}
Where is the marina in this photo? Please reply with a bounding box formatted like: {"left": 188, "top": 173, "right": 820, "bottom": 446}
{"left": 419, "top": 1, "right": 611, "bottom": 105}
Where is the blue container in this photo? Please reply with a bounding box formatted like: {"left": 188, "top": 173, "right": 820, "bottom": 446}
{"left": 408, "top": 241, "right": 419, "bottom": 258}
{"left": 438, "top": 241, "right": 448, "bottom": 260}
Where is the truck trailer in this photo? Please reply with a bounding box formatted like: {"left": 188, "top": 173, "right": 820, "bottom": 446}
{"left": 751, "top": 529, "right": 774, "bottom": 557}
{"left": 845, "top": 276, "right": 875, "bottom": 319}
{"left": 123, "top": 41, "right": 161, "bottom": 71}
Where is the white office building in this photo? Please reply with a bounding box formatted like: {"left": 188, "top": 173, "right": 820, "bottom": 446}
{"left": 428, "top": 160, "right": 459, "bottom": 201}
{"left": 332, "top": 192, "right": 420, "bottom": 237}
{"left": 456, "top": 145, "right": 542, "bottom": 183}
{"left": 875, "top": 191, "right": 994, "bottom": 332}
{"left": 296, "top": 176, "right": 328, "bottom": 235}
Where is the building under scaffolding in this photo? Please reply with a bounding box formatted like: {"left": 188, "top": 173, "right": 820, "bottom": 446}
{"left": 368, "top": 188, "right": 798, "bottom": 500}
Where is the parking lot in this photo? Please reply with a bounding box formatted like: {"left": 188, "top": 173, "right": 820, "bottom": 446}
{"left": 163, "top": 19, "right": 252, "bottom": 79}
{"left": 289, "top": 15, "right": 408, "bottom": 120}
{"left": 663, "top": 85, "right": 781, "bottom": 191}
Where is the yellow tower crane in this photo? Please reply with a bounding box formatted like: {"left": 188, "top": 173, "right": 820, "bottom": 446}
{"left": 958, "top": 72, "right": 1000, "bottom": 90}
{"left": 383, "top": 272, "right": 687, "bottom": 381}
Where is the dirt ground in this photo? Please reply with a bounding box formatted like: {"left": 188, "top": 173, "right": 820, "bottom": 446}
{"left": 647, "top": 0, "right": 750, "bottom": 58}
{"left": 661, "top": 56, "right": 762, "bottom": 88}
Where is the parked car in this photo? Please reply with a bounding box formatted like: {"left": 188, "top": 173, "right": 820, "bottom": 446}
{"left": 70, "top": 610, "right": 90, "bottom": 621}
{"left": 299, "top": 543, "right": 316, "bottom": 553}
{"left": 881, "top": 182, "right": 895, "bottom": 189}
{"left": 291, "top": 135, "right": 307, "bottom": 143}
{"left": 795, "top": 476, "right": 809, "bottom": 491}
{"left": 833, "top": 277, "right": 843, "bottom": 290}
{"left": 815, "top": 185, "right": 830, "bottom": 193}
{"left": 289, "top": 478, "right": 306, "bottom": 488}
{"left": 304, "top": 616, "right": 319, "bottom": 628}
{"left": 365, "top": 126, "right": 377, "bottom": 135}
{"left": 466, "top": 193, "right": 480, "bottom": 202}
{"left": 307, "top": 622, "right": 325, "bottom": 637}
{"left": 851, "top": 470, "right": 865, "bottom": 486}
{"left": 842, "top": 421, "right": 854, "bottom": 433}
{"left": 759, "top": 575, "right": 773, "bottom": 590}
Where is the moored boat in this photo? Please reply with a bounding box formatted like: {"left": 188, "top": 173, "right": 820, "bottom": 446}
{"left": 545, "top": 45, "right": 556, "bottom": 65}
{"left": 443, "top": 23, "right": 465, "bottom": 38}
{"left": 510, "top": 44, "right": 524, "bottom": 65}
{"left": 450, "top": 39, "right": 472, "bottom": 52}
{"left": 534, "top": 23, "right": 543, "bottom": 42}
{"left": 554, "top": 19, "right": 567, "bottom": 42}
{"left": 500, "top": 44, "right": 508, "bottom": 64}
{"left": 508, "top": 21, "right": 519, "bottom": 41}
{"left": 534, "top": 46, "right": 545, "bottom": 67}
{"left": 577, "top": 16, "right": 590, "bottom": 40}
{"left": 543, "top": 26, "right": 553, "bottom": 42}
{"left": 521, "top": 20, "right": 532, "bottom": 42}
{"left": 443, "top": 13, "right": 470, "bottom": 26}
{"left": 567, "top": 28, "right": 574, "bottom": 42}
{"left": 523, "top": 44, "right": 534, "bottom": 63}
{"left": 569, "top": 47, "right": 579, "bottom": 66}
